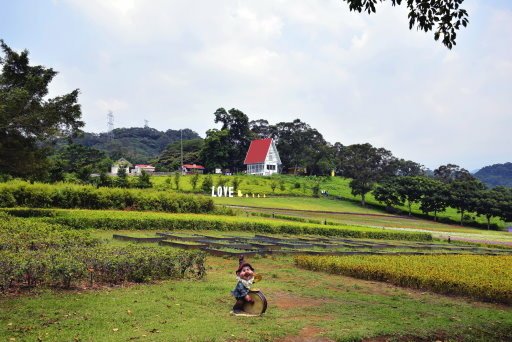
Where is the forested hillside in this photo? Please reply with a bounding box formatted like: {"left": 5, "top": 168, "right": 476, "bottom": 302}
{"left": 474, "top": 162, "right": 512, "bottom": 188}
{"left": 73, "top": 127, "right": 200, "bottom": 164}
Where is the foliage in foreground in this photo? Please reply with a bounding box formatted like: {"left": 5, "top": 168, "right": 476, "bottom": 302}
{"left": 33, "top": 208, "right": 432, "bottom": 241}
{"left": 0, "top": 180, "right": 214, "bottom": 213}
{"left": 295, "top": 254, "right": 512, "bottom": 305}
{"left": 0, "top": 213, "right": 205, "bottom": 293}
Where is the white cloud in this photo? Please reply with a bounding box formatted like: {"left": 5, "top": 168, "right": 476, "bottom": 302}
{"left": 39, "top": 0, "right": 511, "bottom": 170}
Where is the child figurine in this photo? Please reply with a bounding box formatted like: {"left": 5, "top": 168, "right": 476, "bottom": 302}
{"left": 231, "top": 256, "right": 255, "bottom": 313}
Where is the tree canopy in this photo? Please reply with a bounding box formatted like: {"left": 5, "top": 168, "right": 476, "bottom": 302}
{"left": 0, "top": 40, "right": 83, "bottom": 179}
{"left": 341, "top": 0, "right": 469, "bottom": 49}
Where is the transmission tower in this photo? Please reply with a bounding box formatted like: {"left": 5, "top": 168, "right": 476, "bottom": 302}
{"left": 107, "top": 111, "right": 114, "bottom": 140}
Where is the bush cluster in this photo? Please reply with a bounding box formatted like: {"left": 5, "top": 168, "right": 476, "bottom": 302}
{"left": 0, "top": 180, "right": 214, "bottom": 213}
{"left": 0, "top": 213, "right": 206, "bottom": 293}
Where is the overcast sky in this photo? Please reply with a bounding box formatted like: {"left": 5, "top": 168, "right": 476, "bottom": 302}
{"left": 1, "top": 0, "right": 511, "bottom": 171}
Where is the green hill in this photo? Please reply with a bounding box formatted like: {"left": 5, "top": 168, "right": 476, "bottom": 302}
{"left": 72, "top": 127, "right": 201, "bottom": 164}
{"left": 474, "top": 162, "right": 512, "bottom": 188}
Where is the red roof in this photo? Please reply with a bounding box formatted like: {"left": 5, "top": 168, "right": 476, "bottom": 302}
{"left": 183, "top": 164, "right": 205, "bottom": 169}
{"left": 244, "top": 138, "right": 272, "bottom": 164}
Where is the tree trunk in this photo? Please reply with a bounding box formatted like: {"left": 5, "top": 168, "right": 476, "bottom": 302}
{"left": 487, "top": 216, "right": 490, "bottom": 230}
{"left": 361, "top": 193, "right": 366, "bottom": 207}
{"left": 460, "top": 209, "right": 464, "bottom": 226}
{"left": 408, "top": 201, "right": 412, "bottom": 216}
{"left": 434, "top": 210, "right": 437, "bottom": 222}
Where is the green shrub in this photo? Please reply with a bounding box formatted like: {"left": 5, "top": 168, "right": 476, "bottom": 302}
{"left": 41, "top": 209, "right": 432, "bottom": 241}
{"left": 0, "top": 181, "right": 214, "bottom": 213}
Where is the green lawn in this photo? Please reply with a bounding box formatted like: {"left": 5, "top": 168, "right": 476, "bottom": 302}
{"left": 1, "top": 255, "right": 511, "bottom": 341}
{"left": 214, "top": 196, "right": 386, "bottom": 214}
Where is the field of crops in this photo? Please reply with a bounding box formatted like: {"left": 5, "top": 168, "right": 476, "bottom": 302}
{"left": 0, "top": 213, "right": 205, "bottom": 293}
{"left": 295, "top": 254, "right": 512, "bottom": 304}
{"left": 7, "top": 208, "right": 433, "bottom": 241}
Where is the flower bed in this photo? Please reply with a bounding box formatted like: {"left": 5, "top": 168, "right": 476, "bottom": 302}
{"left": 295, "top": 254, "right": 512, "bottom": 304}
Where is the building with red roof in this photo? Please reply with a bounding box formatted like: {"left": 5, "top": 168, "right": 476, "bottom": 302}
{"left": 182, "top": 164, "right": 205, "bottom": 174}
{"left": 243, "top": 138, "right": 281, "bottom": 176}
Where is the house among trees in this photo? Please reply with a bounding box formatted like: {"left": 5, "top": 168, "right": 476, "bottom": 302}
{"left": 244, "top": 138, "right": 281, "bottom": 176}
{"left": 132, "top": 164, "right": 156, "bottom": 175}
{"left": 182, "top": 164, "right": 205, "bottom": 174}
{"left": 110, "top": 158, "right": 132, "bottom": 175}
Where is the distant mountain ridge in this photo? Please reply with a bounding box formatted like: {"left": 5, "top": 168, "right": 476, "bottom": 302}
{"left": 474, "top": 162, "right": 512, "bottom": 188}
{"left": 73, "top": 127, "right": 201, "bottom": 164}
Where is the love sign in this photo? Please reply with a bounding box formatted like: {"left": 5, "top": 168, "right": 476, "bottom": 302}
{"left": 211, "top": 186, "right": 234, "bottom": 197}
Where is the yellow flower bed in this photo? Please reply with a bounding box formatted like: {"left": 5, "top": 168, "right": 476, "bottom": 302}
{"left": 295, "top": 254, "right": 512, "bottom": 304}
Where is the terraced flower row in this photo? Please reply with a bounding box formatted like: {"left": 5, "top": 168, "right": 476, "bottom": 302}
{"left": 295, "top": 254, "right": 512, "bottom": 304}
{"left": 19, "top": 208, "right": 434, "bottom": 241}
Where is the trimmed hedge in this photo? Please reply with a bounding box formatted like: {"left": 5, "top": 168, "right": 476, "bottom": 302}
{"left": 0, "top": 213, "right": 205, "bottom": 292}
{"left": 0, "top": 180, "right": 214, "bottom": 213}
{"left": 37, "top": 209, "right": 433, "bottom": 241}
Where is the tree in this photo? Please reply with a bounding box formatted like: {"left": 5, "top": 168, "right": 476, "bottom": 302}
{"left": 273, "top": 119, "right": 330, "bottom": 175}
{"left": 0, "top": 40, "right": 84, "bottom": 179}
{"left": 213, "top": 108, "right": 253, "bottom": 171}
{"left": 434, "top": 164, "right": 472, "bottom": 183}
{"left": 249, "top": 119, "right": 274, "bottom": 139}
{"left": 136, "top": 170, "right": 152, "bottom": 189}
{"left": 200, "top": 129, "right": 231, "bottom": 170}
{"left": 338, "top": 143, "right": 396, "bottom": 206}
{"left": 232, "top": 176, "right": 242, "bottom": 192}
{"left": 373, "top": 179, "right": 403, "bottom": 211}
{"left": 190, "top": 173, "right": 200, "bottom": 191}
{"left": 156, "top": 138, "right": 204, "bottom": 171}
{"left": 448, "top": 177, "right": 485, "bottom": 225}
{"left": 174, "top": 172, "right": 181, "bottom": 191}
{"left": 392, "top": 159, "right": 425, "bottom": 177}
{"left": 394, "top": 176, "right": 429, "bottom": 216}
{"left": 418, "top": 178, "right": 449, "bottom": 221}
{"left": 341, "top": 0, "right": 469, "bottom": 49}
{"left": 201, "top": 174, "right": 213, "bottom": 193}
{"left": 115, "top": 168, "right": 129, "bottom": 188}
{"left": 49, "top": 143, "right": 111, "bottom": 182}
{"left": 475, "top": 187, "right": 508, "bottom": 230}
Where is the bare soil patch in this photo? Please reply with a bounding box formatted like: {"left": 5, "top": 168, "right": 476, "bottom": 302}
{"left": 269, "top": 291, "right": 332, "bottom": 310}
{"left": 275, "top": 326, "right": 334, "bottom": 342}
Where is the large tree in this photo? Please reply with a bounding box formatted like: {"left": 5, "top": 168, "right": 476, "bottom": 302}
{"left": 273, "top": 119, "right": 330, "bottom": 175}
{"left": 212, "top": 108, "right": 253, "bottom": 172}
{"left": 448, "top": 177, "right": 486, "bottom": 226}
{"left": 0, "top": 40, "right": 83, "bottom": 179}
{"left": 338, "top": 143, "right": 396, "bottom": 206}
{"left": 341, "top": 0, "right": 469, "bottom": 49}
{"left": 418, "top": 177, "right": 449, "bottom": 221}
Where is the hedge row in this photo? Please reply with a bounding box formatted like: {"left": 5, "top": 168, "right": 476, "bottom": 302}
{"left": 0, "top": 213, "right": 205, "bottom": 292}
{"left": 0, "top": 246, "right": 205, "bottom": 291}
{"left": 0, "top": 213, "right": 101, "bottom": 252}
{"left": 0, "top": 180, "right": 214, "bottom": 213}
{"left": 295, "top": 254, "right": 512, "bottom": 304}
{"left": 39, "top": 209, "right": 433, "bottom": 241}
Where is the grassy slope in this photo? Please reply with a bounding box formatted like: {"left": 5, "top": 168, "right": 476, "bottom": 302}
{"left": 151, "top": 174, "right": 508, "bottom": 229}
{"left": 1, "top": 255, "right": 511, "bottom": 341}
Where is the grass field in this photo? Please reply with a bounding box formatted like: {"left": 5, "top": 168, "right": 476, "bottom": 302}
{"left": 212, "top": 196, "right": 512, "bottom": 245}
{"left": 2, "top": 255, "right": 511, "bottom": 341}
{"left": 149, "top": 174, "right": 509, "bottom": 229}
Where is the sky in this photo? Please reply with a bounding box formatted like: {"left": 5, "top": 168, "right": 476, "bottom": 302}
{"left": 1, "top": 0, "right": 511, "bottom": 171}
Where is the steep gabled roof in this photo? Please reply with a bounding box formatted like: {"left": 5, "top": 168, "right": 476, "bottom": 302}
{"left": 244, "top": 138, "right": 273, "bottom": 164}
